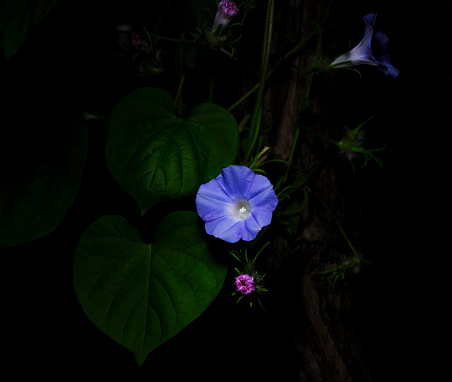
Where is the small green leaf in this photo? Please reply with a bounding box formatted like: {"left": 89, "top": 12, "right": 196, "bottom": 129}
{"left": 106, "top": 87, "right": 239, "bottom": 214}
{"left": 0, "top": 0, "right": 59, "bottom": 59}
{"left": 0, "top": 108, "right": 87, "bottom": 248}
{"left": 73, "top": 211, "right": 227, "bottom": 366}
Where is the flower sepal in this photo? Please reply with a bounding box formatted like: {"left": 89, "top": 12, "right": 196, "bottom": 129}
{"left": 125, "top": 29, "right": 165, "bottom": 75}
{"left": 247, "top": 145, "right": 288, "bottom": 175}
{"left": 336, "top": 116, "right": 384, "bottom": 170}
{"left": 319, "top": 252, "right": 369, "bottom": 287}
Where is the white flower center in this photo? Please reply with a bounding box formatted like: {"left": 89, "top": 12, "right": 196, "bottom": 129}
{"left": 235, "top": 200, "right": 251, "bottom": 219}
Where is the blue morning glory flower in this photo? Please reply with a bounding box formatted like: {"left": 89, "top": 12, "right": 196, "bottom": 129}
{"left": 330, "top": 14, "right": 399, "bottom": 79}
{"left": 196, "top": 166, "right": 278, "bottom": 243}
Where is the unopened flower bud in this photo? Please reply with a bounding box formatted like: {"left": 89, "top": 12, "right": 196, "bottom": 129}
{"left": 235, "top": 274, "right": 255, "bottom": 295}
{"left": 213, "top": 1, "right": 239, "bottom": 31}
{"left": 130, "top": 33, "right": 142, "bottom": 48}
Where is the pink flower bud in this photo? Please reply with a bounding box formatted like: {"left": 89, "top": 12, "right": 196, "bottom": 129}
{"left": 235, "top": 274, "right": 255, "bottom": 295}
{"left": 130, "top": 33, "right": 142, "bottom": 48}
{"left": 213, "top": 1, "right": 239, "bottom": 31}
{"left": 219, "top": 1, "right": 239, "bottom": 17}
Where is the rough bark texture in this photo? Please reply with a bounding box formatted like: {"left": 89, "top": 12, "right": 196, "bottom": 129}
{"left": 255, "top": 1, "right": 375, "bottom": 381}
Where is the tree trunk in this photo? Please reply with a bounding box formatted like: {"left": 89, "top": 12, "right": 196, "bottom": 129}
{"left": 256, "top": 1, "right": 377, "bottom": 380}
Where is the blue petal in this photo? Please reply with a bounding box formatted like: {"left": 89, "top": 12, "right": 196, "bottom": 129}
{"left": 196, "top": 191, "right": 235, "bottom": 222}
{"left": 363, "top": 13, "right": 377, "bottom": 28}
{"left": 196, "top": 180, "right": 236, "bottom": 223}
{"left": 331, "top": 14, "right": 377, "bottom": 67}
{"left": 373, "top": 30, "right": 399, "bottom": 79}
{"left": 217, "top": 166, "right": 255, "bottom": 200}
{"left": 196, "top": 176, "right": 236, "bottom": 222}
{"left": 242, "top": 215, "right": 264, "bottom": 241}
{"left": 206, "top": 214, "right": 262, "bottom": 243}
{"left": 249, "top": 206, "right": 275, "bottom": 228}
{"left": 205, "top": 215, "right": 242, "bottom": 242}
{"left": 196, "top": 177, "right": 235, "bottom": 204}
{"left": 247, "top": 173, "right": 276, "bottom": 200}
{"left": 248, "top": 181, "right": 278, "bottom": 226}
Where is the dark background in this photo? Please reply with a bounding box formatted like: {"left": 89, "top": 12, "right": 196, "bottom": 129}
{"left": 1, "top": 0, "right": 445, "bottom": 380}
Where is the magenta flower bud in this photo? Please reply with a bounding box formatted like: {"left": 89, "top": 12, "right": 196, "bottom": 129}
{"left": 130, "top": 33, "right": 142, "bottom": 48}
{"left": 235, "top": 274, "right": 255, "bottom": 295}
{"left": 213, "top": 1, "right": 239, "bottom": 31}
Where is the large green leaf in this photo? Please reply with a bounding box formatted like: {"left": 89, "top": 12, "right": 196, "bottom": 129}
{"left": 0, "top": 0, "right": 59, "bottom": 59}
{"left": 106, "top": 87, "right": 239, "bottom": 214}
{"left": 0, "top": 108, "right": 87, "bottom": 248}
{"left": 73, "top": 211, "right": 227, "bottom": 366}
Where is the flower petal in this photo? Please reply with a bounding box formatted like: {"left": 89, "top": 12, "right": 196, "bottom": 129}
{"left": 249, "top": 207, "right": 274, "bottom": 228}
{"left": 363, "top": 13, "right": 377, "bottom": 29}
{"left": 235, "top": 274, "right": 255, "bottom": 294}
{"left": 218, "top": 166, "right": 255, "bottom": 201}
{"left": 331, "top": 13, "right": 378, "bottom": 68}
{"left": 205, "top": 213, "right": 262, "bottom": 243}
{"left": 205, "top": 216, "right": 244, "bottom": 243}
{"left": 242, "top": 214, "right": 264, "bottom": 241}
{"left": 196, "top": 177, "right": 235, "bottom": 204}
{"left": 246, "top": 173, "right": 275, "bottom": 199}
{"left": 248, "top": 183, "right": 278, "bottom": 227}
{"left": 196, "top": 192, "right": 235, "bottom": 222}
{"left": 373, "top": 30, "right": 399, "bottom": 79}
{"left": 248, "top": 177, "right": 278, "bottom": 207}
{"left": 196, "top": 177, "right": 236, "bottom": 222}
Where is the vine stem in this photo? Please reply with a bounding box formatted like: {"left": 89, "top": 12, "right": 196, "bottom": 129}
{"left": 174, "top": 71, "right": 185, "bottom": 116}
{"left": 333, "top": 215, "right": 357, "bottom": 254}
{"left": 227, "top": 18, "right": 325, "bottom": 113}
{"left": 243, "top": 0, "right": 274, "bottom": 162}
{"left": 207, "top": 72, "right": 215, "bottom": 103}
{"left": 283, "top": 127, "right": 300, "bottom": 182}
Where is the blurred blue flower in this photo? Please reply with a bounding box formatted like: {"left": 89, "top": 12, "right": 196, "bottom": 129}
{"left": 196, "top": 166, "right": 278, "bottom": 243}
{"left": 330, "top": 14, "right": 399, "bottom": 79}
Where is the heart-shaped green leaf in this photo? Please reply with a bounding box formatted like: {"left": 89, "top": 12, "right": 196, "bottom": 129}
{"left": 0, "top": 108, "right": 87, "bottom": 248}
{"left": 73, "top": 211, "right": 227, "bottom": 366}
{"left": 105, "top": 87, "right": 239, "bottom": 214}
{"left": 0, "top": 0, "right": 59, "bottom": 59}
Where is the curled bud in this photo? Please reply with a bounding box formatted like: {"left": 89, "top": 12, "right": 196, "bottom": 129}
{"left": 234, "top": 274, "right": 255, "bottom": 295}
{"left": 213, "top": 1, "right": 239, "bottom": 31}
{"left": 130, "top": 33, "right": 142, "bottom": 48}
{"left": 130, "top": 33, "right": 150, "bottom": 53}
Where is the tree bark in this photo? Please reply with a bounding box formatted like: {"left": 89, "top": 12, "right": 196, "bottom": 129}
{"left": 255, "top": 1, "right": 376, "bottom": 381}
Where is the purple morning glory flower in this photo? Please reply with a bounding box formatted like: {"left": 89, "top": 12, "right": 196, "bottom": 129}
{"left": 235, "top": 274, "right": 255, "bottom": 295}
{"left": 330, "top": 14, "right": 399, "bottom": 79}
{"left": 196, "top": 166, "right": 278, "bottom": 243}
